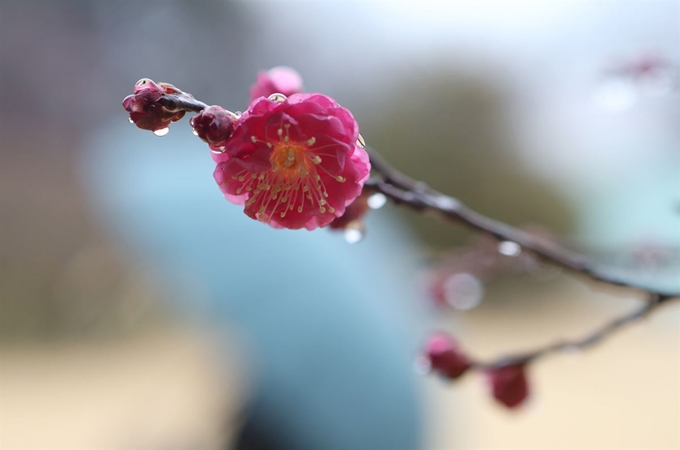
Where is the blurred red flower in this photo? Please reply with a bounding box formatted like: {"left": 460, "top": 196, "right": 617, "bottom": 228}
{"left": 486, "top": 364, "right": 529, "bottom": 409}
{"left": 425, "top": 332, "right": 471, "bottom": 380}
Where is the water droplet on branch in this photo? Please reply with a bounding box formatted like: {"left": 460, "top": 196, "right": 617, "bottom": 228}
{"left": 367, "top": 193, "right": 387, "bottom": 209}
{"left": 153, "top": 127, "right": 170, "bottom": 137}
{"left": 498, "top": 241, "right": 521, "bottom": 257}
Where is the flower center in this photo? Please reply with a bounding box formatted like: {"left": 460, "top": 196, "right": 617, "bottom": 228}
{"left": 231, "top": 124, "right": 346, "bottom": 223}
{"left": 271, "top": 143, "right": 310, "bottom": 177}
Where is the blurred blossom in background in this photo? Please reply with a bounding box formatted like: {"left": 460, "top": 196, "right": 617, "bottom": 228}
{"left": 1, "top": 1, "right": 678, "bottom": 449}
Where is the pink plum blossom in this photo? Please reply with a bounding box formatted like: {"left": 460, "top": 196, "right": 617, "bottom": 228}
{"left": 213, "top": 93, "right": 370, "bottom": 230}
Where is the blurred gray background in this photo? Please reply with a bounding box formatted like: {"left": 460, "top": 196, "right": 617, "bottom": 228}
{"left": 1, "top": 1, "right": 679, "bottom": 449}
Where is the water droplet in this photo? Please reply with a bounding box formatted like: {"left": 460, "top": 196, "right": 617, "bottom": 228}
{"left": 153, "top": 127, "right": 169, "bottom": 137}
{"left": 433, "top": 196, "right": 460, "bottom": 210}
{"left": 268, "top": 93, "right": 287, "bottom": 103}
{"left": 498, "top": 241, "right": 521, "bottom": 257}
{"left": 442, "top": 273, "right": 483, "bottom": 310}
{"left": 356, "top": 133, "right": 366, "bottom": 149}
{"left": 343, "top": 221, "right": 365, "bottom": 244}
{"left": 128, "top": 117, "right": 134, "bottom": 124}
{"left": 367, "top": 193, "right": 387, "bottom": 209}
{"left": 191, "top": 127, "right": 199, "bottom": 136}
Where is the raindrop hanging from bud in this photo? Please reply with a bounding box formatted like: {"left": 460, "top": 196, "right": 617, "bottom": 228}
{"left": 153, "top": 127, "right": 170, "bottom": 137}
{"left": 343, "top": 220, "right": 365, "bottom": 243}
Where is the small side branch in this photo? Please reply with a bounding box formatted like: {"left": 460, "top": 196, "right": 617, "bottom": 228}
{"left": 474, "top": 293, "right": 663, "bottom": 369}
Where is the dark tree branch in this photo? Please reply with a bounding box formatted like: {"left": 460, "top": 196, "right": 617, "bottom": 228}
{"left": 363, "top": 174, "right": 679, "bottom": 300}
{"left": 474, "top": 293, "right": 663, "bottom": 369}
{"left": 158, "top": 95, "right": 208, "bottom": 114}
{"left": 127, "top": 83, "right": 680, "bottom": 371}
{"left": 362, "top": 148, "right": 678, "bottom": 370}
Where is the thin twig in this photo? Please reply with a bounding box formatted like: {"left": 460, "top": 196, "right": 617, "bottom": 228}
{"left": 473, "top": 293, "right": 663, "bottom": 369}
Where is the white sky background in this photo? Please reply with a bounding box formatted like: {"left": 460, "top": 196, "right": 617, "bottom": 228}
{"left": 246, "top": 0, "right": 680, "bottom": 249}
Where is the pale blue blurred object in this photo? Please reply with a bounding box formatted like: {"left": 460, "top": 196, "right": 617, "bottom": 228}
{"left": 83, "top": 123, "right": 427, "bottom": 450}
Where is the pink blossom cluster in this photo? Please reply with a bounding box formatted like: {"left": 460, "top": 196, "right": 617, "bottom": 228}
{"left": 124, "top": 68, "right": 371, "bottom": 231}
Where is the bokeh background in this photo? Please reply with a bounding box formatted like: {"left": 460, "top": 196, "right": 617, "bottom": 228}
{"left": 1, "top": 1, "right": 679, "bottom": 449}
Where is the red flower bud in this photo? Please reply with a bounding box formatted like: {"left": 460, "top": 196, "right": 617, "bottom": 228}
{"left": 486, "top": 364, "right": 529, "bottom": 409}
{"left": 250, "top": 66, "right": 303, "bottom": 102}
{"left": 190, "top": 105, "right": 236, "bottom": 147}
{"left": 122, "top": 78, "right": 185, "bottom": 133}
{"left": 424, "top": 332, "right": 471, "bottom": 380}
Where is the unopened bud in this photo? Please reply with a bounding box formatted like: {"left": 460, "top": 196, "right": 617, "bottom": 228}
{"left": 122, "top": 78, "right": 185, "bottom": 132}
{"left": 190, "top": 105, "right": 236, "bottom": 147}
{"left": 486, "top": 364, "right": 529, "bottom": 409}
{"left": 424, "top": 332, "right": 471, "bottom": 380}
